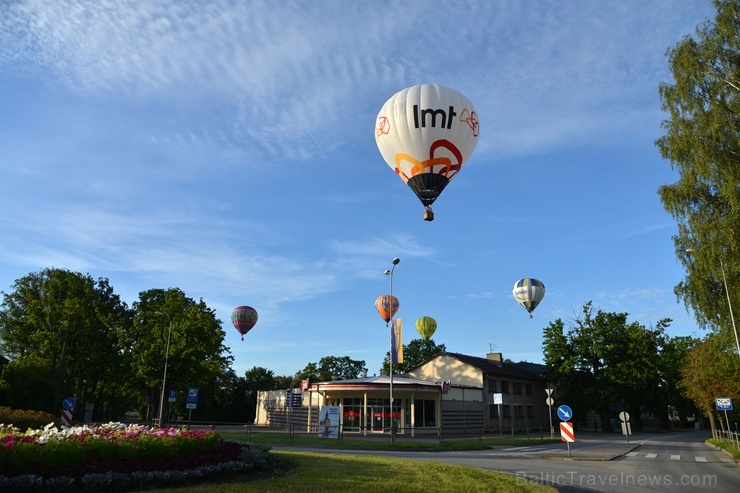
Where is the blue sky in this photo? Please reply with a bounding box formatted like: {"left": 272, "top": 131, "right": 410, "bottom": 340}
{"left": 0, "top": 1, "right": 716, "bottom": 377}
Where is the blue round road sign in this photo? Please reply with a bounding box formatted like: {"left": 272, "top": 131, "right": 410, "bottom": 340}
{"left": 63, "top": 397, "right": 76, "bottom": 411}
{"left": 556, "top": 404, "right": 573, "bottom": 421}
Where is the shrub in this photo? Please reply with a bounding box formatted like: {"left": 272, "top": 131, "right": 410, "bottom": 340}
{"left": 0, "top": 407, "right": 59, "bottom": 432}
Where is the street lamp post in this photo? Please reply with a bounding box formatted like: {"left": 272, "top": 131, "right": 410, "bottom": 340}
{"left": 384, "top": 258, "right": 400, "bottom": 444}
{"left": 719, "top": 259, "right": 740, "bottom": 356}
{"left": 156, "top": 312, "right": 173, "bottom": 427}
{"left": 686, "top": 249, "right": 740, "bottom": 355}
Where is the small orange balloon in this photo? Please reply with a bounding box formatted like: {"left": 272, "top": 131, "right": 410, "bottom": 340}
{"left": 375, "top": 295, "right": 399, "bottom": 323}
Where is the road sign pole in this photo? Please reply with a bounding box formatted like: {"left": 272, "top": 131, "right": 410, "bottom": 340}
{"left": 545, "top": 387, "right": 554, "bottom": 438}
{"left": 724, "top": 410, "right": 731, "bottom": 441}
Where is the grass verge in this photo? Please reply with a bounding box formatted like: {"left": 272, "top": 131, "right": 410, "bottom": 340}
{"left": 218, "top": 431, "right": 561, "bottom": 450}
{"left": 707, "top": 438, "right": 740, "bottom": 459}
{"left": 132, "top": 450, "right": 557, "bottom": 493}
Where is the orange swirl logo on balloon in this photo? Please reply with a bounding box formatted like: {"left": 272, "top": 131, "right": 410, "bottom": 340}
{"left": 376, "top": 116, "right": 391, "bottom": 139}
{"left": 393, "top": 139, "right": 463, "bottom": 183}
{"left": 459, "top": 109, "right": 479, "bottom": 137}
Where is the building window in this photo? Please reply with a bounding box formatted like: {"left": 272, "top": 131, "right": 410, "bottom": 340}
{"left": 501, "top": 380, "right": 509, "bottom": 394}
{"left": 525, "top": 383, "right": 533, "bottom": 395}
{"left": 489, "top": 404, "right": 498, "bottom": 418}
{"left": 527, "top": 405, "right": 535, "bottom": 418}
{"left": 487, "top": 379, "right": 497, "bottom": 393}
{"left": 413, "top": 399, "right": 436, "bottom": 427}
{"left": 512, "top": 382, "right": 522, "bottom": 395}
{"left": 342, "top": 398, "right": 363, "bottom": 432}
{"left": 502, "top": 405, "right": 511, "bottom": 418}
{"left": 514, "top": 405, "right": 524, "bottom": 418}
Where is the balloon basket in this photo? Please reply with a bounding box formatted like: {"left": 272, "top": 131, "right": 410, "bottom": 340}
{"left": 423, "top": 209, "right": 434, "bottom": 221}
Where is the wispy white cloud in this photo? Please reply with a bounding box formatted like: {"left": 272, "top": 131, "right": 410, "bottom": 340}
{"left": 1, "top": 0, "right": 711, "bottom": 161}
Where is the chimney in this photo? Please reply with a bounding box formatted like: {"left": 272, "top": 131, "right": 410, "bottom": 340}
{"left": 487, "top": 352, "right": 503, "bottom": 367}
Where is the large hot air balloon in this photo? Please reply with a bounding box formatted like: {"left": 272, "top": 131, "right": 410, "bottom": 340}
{"left": 375, "top": 295, "right": 399, "bottom": 324}
{"left": 375, "top": 84, "right": 480, "bottom": 221}
{"left": 512, "top": 279, "right": 546, "bottom": 318}
{"left": 415, "top": 316, "right": 437, "bottom": 341}
{"left": 231, "top": 306, "right": 258, "bottom": 340}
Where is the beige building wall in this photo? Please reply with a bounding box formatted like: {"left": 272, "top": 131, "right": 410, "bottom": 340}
{"left": 407, "top": 353, "right": 484, "bottom": 388}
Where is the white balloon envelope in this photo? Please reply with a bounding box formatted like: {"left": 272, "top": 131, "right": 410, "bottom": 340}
{"left": 512, "top": 278, "right": 546, "bottom": 318}
{"left": 375, "top": 84, "right": 480, "bottom": 221}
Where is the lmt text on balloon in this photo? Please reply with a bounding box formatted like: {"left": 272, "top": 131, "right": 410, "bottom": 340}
{"left": 413, "top": 105, "right": 457, "bottom": 129}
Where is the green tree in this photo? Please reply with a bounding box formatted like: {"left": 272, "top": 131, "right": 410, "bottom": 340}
{"left": 655, "top": 335, "right": 699, "bottom": 428}
{"left": 293, "top": 362, "right": 319, "bottom": 386}
{"left": 296, "top": 356, "right": 367, "bottom": 382}
{"left": 0, "top": 356, "right": 54, "bottom": 411}
{"left": 125, "top": 288, "right": 232, "bottom": 423}
{"left": 243, "top": 366, "right": 278, "bottom": 422}
{"left": 0, "top": 268, "right": 130, "bottom": 416}
{"left": 382, "top": 338, "right": 446, "bottom": 375}
{"left": 542, "top": 302, "right": 670, "bottom": 432}
{"left": 657, "top": 0, "right": 740, "bottom": 343}
{"left": 680, "top": 334, "right": 740, "bottom": 434}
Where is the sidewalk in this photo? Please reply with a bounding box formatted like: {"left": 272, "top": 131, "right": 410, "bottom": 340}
{"left": 525, "top": 431, "right": 642, "bottom": 461}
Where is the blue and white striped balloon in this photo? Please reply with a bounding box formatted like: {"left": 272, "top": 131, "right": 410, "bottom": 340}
{"left": 512, "top": 278, "right": 546, "bottom": 318}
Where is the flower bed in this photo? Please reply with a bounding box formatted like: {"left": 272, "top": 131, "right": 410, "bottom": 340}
{"left": 0, "top": 422, "right": 270, "bottom": 491}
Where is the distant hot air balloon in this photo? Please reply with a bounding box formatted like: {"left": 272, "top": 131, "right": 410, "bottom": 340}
{"left": 375, "top": 84, "right": 480, "bottom": 221}
{"left": 231, "top": 306, "right": 258, "bottom": 341}
{"left": 512, "top": 279, "right": 546, "bottom": 318}
{"left": 375, "top": 295, "right": 399, "bottom": 324}
{"left": 415, "top": 316, "right": 437, "bottom": 341}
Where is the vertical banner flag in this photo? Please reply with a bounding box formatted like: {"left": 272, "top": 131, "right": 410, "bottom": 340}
{"left": 391, "top": 318, "right": 403, "bottom": 364}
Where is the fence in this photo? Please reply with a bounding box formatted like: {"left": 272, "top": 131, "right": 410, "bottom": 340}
{"left": 239, "top": 423, "right": 552, "bottom": 446}
{"left": 713, "top": 429, "right": 740, "bottom": 449}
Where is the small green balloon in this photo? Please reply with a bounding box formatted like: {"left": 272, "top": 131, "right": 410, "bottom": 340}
{"left": 415, "top": 316, "right": 437, "bottom": 341}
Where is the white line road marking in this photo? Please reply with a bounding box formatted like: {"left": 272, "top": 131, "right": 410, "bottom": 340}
{"left": 626, "top": 452, "right": 639, "bottom": 457}
{"left": 670, "top": 455, "right": 681, "bottom": 460}
{"left": 645, "top": 453, "right": 658, "bottom": 459}
{"left": 695, "top": 456, "right": 707, "bottom": 462}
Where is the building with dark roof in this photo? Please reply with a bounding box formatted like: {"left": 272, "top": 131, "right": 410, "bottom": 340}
{"left": 406, "top": 352, "right": 550, "bottom": 433}
{"left": 254, "top": 351, "right": 553, "bottom": 436}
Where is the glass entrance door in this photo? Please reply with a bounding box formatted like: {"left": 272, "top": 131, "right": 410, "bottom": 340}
{"left": 369, "top": 405, "right": 387, "bottom": 432}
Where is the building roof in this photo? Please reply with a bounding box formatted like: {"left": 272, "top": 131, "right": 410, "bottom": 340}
{"left": 514, "top": 361, "right": 548, "bottom": 377}
{"left": 312, "top": 374, "right": 445, "bottom": 392}
{"left": 439, "top": 352, "right": 547, "bottom": 381}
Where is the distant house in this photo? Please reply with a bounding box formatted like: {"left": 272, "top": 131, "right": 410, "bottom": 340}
{"left": 406, "top": 352, "right": 550, "bottom": 433}
{"left": 254, "top": 351, "right": 552, "bottom": 435}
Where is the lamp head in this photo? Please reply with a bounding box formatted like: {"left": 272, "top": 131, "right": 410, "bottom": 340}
{"left": 392, "top": 258, "right": 400, "bottom": 265}
{"left": 384, "top": 269, "right": 391, "bottom": 275}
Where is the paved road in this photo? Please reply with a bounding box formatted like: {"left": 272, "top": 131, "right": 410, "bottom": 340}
{"left": 274, "top": 431, "right": 739, "bottom": 492}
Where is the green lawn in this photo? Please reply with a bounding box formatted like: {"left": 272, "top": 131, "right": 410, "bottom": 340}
{"left": 137, "top": 450, "right": 557, "bottom": 493}
{"left": 219, "top": 430, "right": 561, "bottom": 450}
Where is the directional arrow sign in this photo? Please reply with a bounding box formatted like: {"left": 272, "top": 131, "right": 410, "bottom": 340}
{"left": 63, "top": 397, "right": 76, "bottom": 411}
{"left": 556, "top": 404, "right": 573, "bottom": 421}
